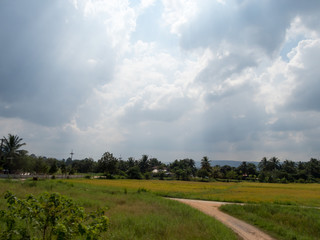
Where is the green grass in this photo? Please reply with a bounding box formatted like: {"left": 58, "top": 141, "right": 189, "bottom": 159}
{"left": 220, "top": 203, "right": 320, "bottom": 240}
{"left": 0, "top": 179, "right": 238, "bottom": 240}
{"left": 63, "top": 179, "right": 320, "bottom": 239}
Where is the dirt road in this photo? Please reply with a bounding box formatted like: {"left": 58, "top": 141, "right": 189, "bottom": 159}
{"left": 170, "top": 198, "right": 275, "bottom": 240}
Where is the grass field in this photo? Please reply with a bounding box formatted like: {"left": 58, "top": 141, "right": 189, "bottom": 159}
{"left": 63, "top": 179, "right": 320, "bottom": 240}
{"left": 2, "top": 178, "right": 320, "bottom": 240}
{"left": 67, "top": 179, "right": 320, "bottom": 207}
{"left": 0, "top": 179, "right": 237, "bottom": 240}
{"left": 220, "top": 204, "right": 320, "bottom": 240}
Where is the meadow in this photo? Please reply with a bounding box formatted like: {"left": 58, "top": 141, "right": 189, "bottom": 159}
{"left": 0, "top": 179, "right": 237, "bottom": 240}
{"left": 66, "top": 179, "right": 320, "bottom": 240}
{"left": 1, "top": 178, "right": 320, "bottom": 240}
{"left": 68, "top": 179, "right": 320, "bottom": 206}
{"left": 220, "top": 203, "right": 320, "bottom": 240}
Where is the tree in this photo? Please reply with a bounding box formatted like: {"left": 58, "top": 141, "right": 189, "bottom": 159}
{"left": 33, "top": 157, "right": 49, "bottom": 174}
{"left": 201, "top": 156, "right": 211, "bottom": 171}
{"left": 197, "top": 168, "right": 210, "bottom": 181}
{"left": 258, "top": 157, "right": 281, "bottom": 182}
{"left": 237, "top": 161, "right": 247, "bottom": 174}
{"left": 48, "top": 161, "right": 58, "bottom": 174}
{"left": 97, "top": 152, "right": 118, "bottom": 177}
{"left": 127, "top": 157, "right": 136, "bottom": 168}
{"left": 220, "top": 165, "right": 233, "bottom": 178}
{"left": 307, "top": 158, "right": 320, "bottom": 180}
{"left": 127, "top": 166, "right": 142, "bottom": 179}
{"left": 1, "top": 134, "right": 27, "bottom": 173}
{"left": 237, "top": 161, "right": 248, "bottom": 179}
{"left": 247, "top": 163, "right": 257, "bottom": 176}
{"left": 226, "top": 170, "right": 238, "bottom": 180}
{"left": 169, "top": 159, "right": 197, "bottom": 181}
{"left": 269, "top": 157, "right": 280, "bottom": 171}
{"left": 236, "top": 162, "right": 257, "bottom": 180}
{"left": 258, "top": 157, "right": 268, "bottom": 172}
{"left": 198, "top": 156, "right": 211, "bottom": 180}
{"left": 138, "top": 155, "right": 150, "bottom": 174}
{"left": 212, "top": 165, "right": 223, "bottom": 179}
{"left": 281, "top": 160, "right": 296, "bottom": 174}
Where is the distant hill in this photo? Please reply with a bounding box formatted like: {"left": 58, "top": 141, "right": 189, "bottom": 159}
{"left": 195, "top": 160, "right": 259, "bottom": 168}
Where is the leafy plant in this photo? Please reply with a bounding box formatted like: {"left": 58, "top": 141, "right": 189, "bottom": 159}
{"left": 0, "top": 191, "right": 108, "bottom": 240}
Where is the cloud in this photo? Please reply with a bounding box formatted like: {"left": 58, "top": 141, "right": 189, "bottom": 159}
{"left": 1, "top": 0, "right": 320, "bottom": 162}
{"left": 286, "top": 39, "right": 320, "bottom": 112}
{"left": 0, "top": 0, "right": 115, "bottom": 126}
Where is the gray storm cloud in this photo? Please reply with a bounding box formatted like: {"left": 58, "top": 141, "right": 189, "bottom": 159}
{"left": 0, "top": 0, "right": 114, "bottom": 126}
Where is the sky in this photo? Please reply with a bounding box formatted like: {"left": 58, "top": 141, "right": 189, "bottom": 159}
{"left": 1, "top": 0, "right": 320, "bottom": 162}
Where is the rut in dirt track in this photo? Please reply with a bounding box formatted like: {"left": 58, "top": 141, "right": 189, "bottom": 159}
{"left": 170, "top": 198, "right": 275, "bottom": 240}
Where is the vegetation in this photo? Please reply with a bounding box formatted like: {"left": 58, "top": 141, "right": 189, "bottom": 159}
{"left": 0, "top": 191, "right": 108, "bottom": 240}
{"left": 2, "top": 135, "right": 320, "bottom": 239}
{"left": 67, "top": 179, "right": 320, "bottom": 207}
{"left": 65, "top": 179, "right": 320, "bottom": 239}
{"left": 0, "top": 179, "right": 238, "bottom": 240}
{"left": 0, "top": 134, "right": 27, "bottom": 174}
{"left": 2, "top": 134, "right": 320, "bottom": 184}
{"left": 220, "top": 203, "right": 320, "bottom": 240}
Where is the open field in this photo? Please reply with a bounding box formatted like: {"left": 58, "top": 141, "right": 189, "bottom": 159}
{"left": 2, "top": 179, "right": 320, "bottom": 240}
{"left": 220, "top": 203, "right": 320, "bottom": 240}
{"left": 0, "top": 179, "right": 237, "bottom": 240}
{"left": 67, "top": 179, "right": 320, "bottom": 207}
{"left": 63, "top": 179, "right": 320, "bottom": 239}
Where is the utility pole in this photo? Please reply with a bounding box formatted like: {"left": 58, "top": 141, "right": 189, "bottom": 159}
{"left": 70, "top": 150, "right": 74, "bottom": 160}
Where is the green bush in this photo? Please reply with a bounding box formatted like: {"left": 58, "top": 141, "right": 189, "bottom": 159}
{"left": 0, "top": 191, "right": 109, "bottom": 240}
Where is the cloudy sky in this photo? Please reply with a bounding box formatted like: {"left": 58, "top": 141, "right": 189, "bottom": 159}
{"left": 1, "top": 0, "right": 320, "bottom": 162}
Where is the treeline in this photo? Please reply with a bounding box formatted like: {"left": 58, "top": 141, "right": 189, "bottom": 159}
{"left": 1, "top": 134, "right": 320, "bottom": 183}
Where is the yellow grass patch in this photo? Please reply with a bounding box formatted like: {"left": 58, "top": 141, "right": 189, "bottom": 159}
{"left": 67, "top": 179, "right": 320, "bottom": 206}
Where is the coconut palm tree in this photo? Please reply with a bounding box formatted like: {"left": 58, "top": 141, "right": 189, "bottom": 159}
{"left": 1, "top": 134, "right": 26, "bottom": 173}
{"left": 258, "top": 157, "right": 268, "bottom": 172}
{"left": 201, "top": 156, "right": 211, "bottom": 171}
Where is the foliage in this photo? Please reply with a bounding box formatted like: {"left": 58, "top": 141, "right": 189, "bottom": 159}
{"left": 0, "top": 180, "right": 238, "bottom": 240}
{"left": 0, "top": 191, "right": 108, "bottom": 240}
{"left": 97, "top": 152, "right": 118, "bottom": 176}
{"left": 2, "top": 133, "right": 320, "bottom": 184}
{"left": 168, "top": 159, "right": 197, "bottom": 180}
{"left": 127, "top": 166, "right": 142, "bottom": 179}
{"left": 257, "top": 157, "right": 320, "bottom": 183}
{"left": 0, "top": 134, "right": 27, "bottom": 173}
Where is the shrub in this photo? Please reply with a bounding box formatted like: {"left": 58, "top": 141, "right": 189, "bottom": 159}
{"left": 0, "top": 191, "right": 109, "bottom": 240}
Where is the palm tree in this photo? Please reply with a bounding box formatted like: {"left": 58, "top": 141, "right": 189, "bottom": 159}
{"left": 258, "top": 157, "right": 268, "bottom": 172}
{"left": 201, "top": 156, "right": 211, "bottom": 171}
{"left": 2, "top": 134, "right": 26, "bottom": 173}
{"left": 269, "top": 157, "right": 280, "bottom": 171}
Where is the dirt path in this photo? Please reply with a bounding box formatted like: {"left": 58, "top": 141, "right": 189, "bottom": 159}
{"left": 170, "top": 198, "right": 275, "bottom": 240}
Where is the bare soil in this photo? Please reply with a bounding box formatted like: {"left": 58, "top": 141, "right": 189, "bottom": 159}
{"left": 170, "top": 198, "right": 275, "bottom": 240}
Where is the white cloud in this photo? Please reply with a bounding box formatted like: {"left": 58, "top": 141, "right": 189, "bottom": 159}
{"left": 81, "top": 0, "right": 136, "bottom": 51}
{"left": 286, "top": 38, "right": 320, "bottom": 111}
{"left": 2, "top": 0, "right": 320, "bottom": 162}
{"left": 161, "top": 0, "right": 198, "bottom": 35}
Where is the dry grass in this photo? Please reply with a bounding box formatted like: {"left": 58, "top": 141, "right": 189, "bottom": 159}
{"left": 67, "top": 179, "right": 320, "bottom": 206}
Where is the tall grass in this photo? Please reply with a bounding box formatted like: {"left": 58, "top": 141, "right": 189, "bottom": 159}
{"left": 0, "top": 179, "right": 237, "bottom": 240}
{"left": 220, "top": 203, "right": 320, "bottom": 240}
{"left": 67, "top": 179, "right": 320, "bottom": 206}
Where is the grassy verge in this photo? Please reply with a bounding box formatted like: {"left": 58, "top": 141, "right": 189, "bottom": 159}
{"left": 220, "top": 203, "right": 320, "bottom": 240}
{"left": 0, "top": 179, "right": 238, "bottom": 240}
{"left": 66, "top": 179, "right": 320, "bottom": 207}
